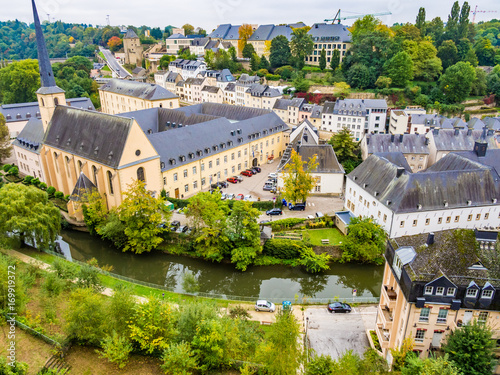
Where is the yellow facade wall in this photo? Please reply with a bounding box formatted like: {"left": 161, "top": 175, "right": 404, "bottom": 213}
{"left": 99, "top": 91, "right": 179, "bottom": 115}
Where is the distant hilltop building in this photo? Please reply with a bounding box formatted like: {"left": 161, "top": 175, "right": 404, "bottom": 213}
{"left": 123, "top": 29, "right": 142, "bottom": 66}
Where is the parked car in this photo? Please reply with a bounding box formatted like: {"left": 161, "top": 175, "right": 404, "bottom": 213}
{"left": 316, "top": 212, "right": 324, "bottom": 218}
{"left": 218, "top": 181, "right": 228, "bottom": 188}
{"left": 289, "top": 203, "right": 306, "bottom": 211}
{"left": 220, "top": 193, "right": 227, "bottom": 200}
{"left": 240, "top": 170, "right": 253, "bottom": 177}
{"left": 268, "top": 172, "right": 277, "bottom": 179}
{"left": 176, "top": 225, "right": 189, "bottom": 234}
{"left": 235, "top": 175, "right": 243, "bottom": 182}
{"left": 263, "top": 181, "right": 275, "bottom": 191}
{"left": 226, "top": 193, "right": 235, "bottom": 200}
{"left": 170, "top": 220, "right": 181, "bottom": 231}
{"left": 266, "top": 208, "right": 283, "bottom": 216}
{"left": 235, "top": 193, "right": 244, "bottom": 200}
{"left": 227, "top": 177, "right": 238, "bottom": 184}
{"left": 259, "top": 219, "right": 271, "bottom": 224}
{"left": 247, "top": 169, "right": 258, "bottom": 175}
{"left": 243, "top": 195, "right": 253, "bottom": 201}
{"left": 252, "top": 166, "right": 262, "bottom": 173}
{"left": 327, "top": 302, "right": 352, "bottom": 313}
{"left": 255, "top": 300, "right": 276, "bottom": 312}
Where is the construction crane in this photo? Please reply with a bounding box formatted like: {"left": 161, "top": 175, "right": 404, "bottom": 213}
{"left": 325, "top": 9, "right": 392, "bottom": 24}
{"left": 470, "top": 5, "right": 497, "bottom": 24}
{"left": 106, "top": 15, "right": 110, "bottom": 26}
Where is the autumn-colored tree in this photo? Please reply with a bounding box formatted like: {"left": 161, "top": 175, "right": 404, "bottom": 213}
{"left": 238, "top": 24, "right": 254, "bottom": 56}
{"left": 282, "top": 149, "right": 318, "bottom": 204}
{"left": 0, "top": 114, "right": 12, "bottom": 163}
{"left": 118, "top": 180, "right": 169, "bottom": 254}
{"left": 107, "top": 36, "right": 123, "bottom": 52}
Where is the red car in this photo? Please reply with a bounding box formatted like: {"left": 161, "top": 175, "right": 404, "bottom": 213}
{"left": 235, "top": 194, "right": 244, "bottom": 200}
{"left": 227, "top": 177, "right": 238, "bottom": 184}
{"left": 240, "top": 170, "right": 253, "bottom": 177}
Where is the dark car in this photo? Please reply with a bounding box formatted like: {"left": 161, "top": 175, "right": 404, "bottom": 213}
{"left": 327, "top": 302, "right": 352, "bottom": 313}
{"left": 170, "top": 220, "right": 181, "bottom": 231}
{"left": 289, "top": 203, "right": 306, "bottom": 211}
{"left": 247, "top": 169, "right": 258, "bottom": 175}
{"left": 176, "top": 225, "right": 189, "bottom": 234}
{"left": 266, "top": 208, "right": 283, "bottom": 216}
{"left": 240, "top": 170, "right": 253, "bottom": 177}
{"left": 251, "top": 166, "right": 261, "bottom": 173}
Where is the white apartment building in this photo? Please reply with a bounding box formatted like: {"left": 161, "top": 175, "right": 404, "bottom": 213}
{"left": 306, "top": 23, "right": 352, "bottom": 66}
{"left": 244, "top": 84, "right": 282, "bottom": 110}
{"left": 168, "top": 59, "right": 207, "bottom": 79}
{"left": 321, "top": 99, "right": 388, "bottom": 141}
{"left": 183, "top": 77, "right": 206, "bottom": 103}
{"left": 272, "top": 98, "right": 305, "bottom": 125}
{"left": 12, "top": 118, "right": 46, "bottom": 182}
{"left": 165, "top": 33, "right": 191, "bottom": 55}
{"left": 235, "top": 74, "right": 260, "bottom": 106}
{"left": 201, "top": 86, "right": 224, "bottom": 103}
{"left": 345, "top": 148, "right": 500, "bottom": 238}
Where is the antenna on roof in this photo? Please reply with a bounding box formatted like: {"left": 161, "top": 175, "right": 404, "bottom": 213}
{"left": 106, "top": 15, "right": 110, "bottom": 26}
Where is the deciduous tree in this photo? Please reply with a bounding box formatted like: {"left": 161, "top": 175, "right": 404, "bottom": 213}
{"left": 0, "top": 114, "right": 12, "bottom": 163}
{"left": 330, "top": 49, "right": 340, "bottom": 71}
{"left": 107, "top": 36, "right": 122, "bottom": 52}
{"left": 238, "top": 24, "right": 254, "bottom": 56}
{"left": 0, "top": 59, "right": 40, "bottom": 104}
{"left": 437, "top": 40, "right": 459, "bottom": 70}
{"left": 328, "top": 127, "right": 361, "bottom": 173}
{"left": 118, "top": 180, "right": 168, "bottom": 254}
{"left": 416, "top": 7, "right": 426, "bottom": 36}
{"left": 319, "top": 48, "right": 326, "bottom": 70}
{"left": 439, "top": 61, "right": 476, "bottom": 103}
{"left": 384, "top": 51, "right": 413, "bottom": 87}
{"left": 182, "top": 24, "right": 194, "bottom": 36}
{"left": 443, "top": 320, "right": 496, "bottom": 375}
{"left": 250, "top": 53, "right": 260, "bottom": 71}
{"left": 340, "top": 217, "right": 386, "bottom": 264}
{"left": 290, "top": 27, "right": 314, "bottom": 69}
{"left": 269, "top": 35, "right": 291, "bottom": 68}
{"left": 242, "top": 43, "right": 256, "bottom": 59}
{"left": 282, "top": 149, "right": 318, "bottom": 204}
{"left": 0, "top": 184, "right": 60, "bottom": 249}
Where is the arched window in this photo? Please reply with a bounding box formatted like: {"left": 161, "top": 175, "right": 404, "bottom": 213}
{"left": 137, "top": 167, "right": 145, "bottom": 182}
{"left": 65, "top": 156, "right": 70, "bottom": 175}
{"left": 107, "top": 171, "right": 114, "bottom": 195}
{"left": 54, "top": 152, "right": 59, "bottom": 172}
{"left": 92, "top": 165, "right": 98, "bottom": 187}
{"left": 41, "top": 98, "right": 45, "bottom": 106}
{"left": 54, "top": 97, "right": 59, "bottom": 106}
{"left": 78, "top": 160, "right": 83, "bottom": 171}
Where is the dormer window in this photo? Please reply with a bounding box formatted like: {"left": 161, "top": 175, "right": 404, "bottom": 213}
{"left": 466, "top": 289, "right": 478, "bottom": 298}
{"left": 482, "top": 290, "right": 493, "bottom": 299}
{"left": 424, "top": 286, "right": 433, "bottom": 295}
{"left": 435, "top": 287, "right": 445, "bottom": 295}
{"left": 447, "top": 287, "right": 456, "bottom": 296}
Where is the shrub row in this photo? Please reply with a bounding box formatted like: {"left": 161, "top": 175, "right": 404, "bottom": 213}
{"left": 263, "top": 238, "right": 306, "bottom": 259}
{"left": 265, "top": 218, "right": 306, "bottom": 231}
{"left": 167, "top": 196, "right": 274, "bottom": 211}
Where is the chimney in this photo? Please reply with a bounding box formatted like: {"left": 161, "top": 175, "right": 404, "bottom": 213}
{"left": 425, "top": 137, "right": 429, "bottom": 145}
{"left": 487, "top": 129, "right": 494, "bottom": 136}
{"left": 474, "top": 140, "right": 488, "bottom": 157}
{"left": 454, "top": 128, "right": 460, "bottom": 136}
{"left": 391, "top": 134, "right": 395, "bottom": 142}
{"left": 467, "top": 128, "right": 472, "bottom": 136}
{"left": 366, "top": 137, "right": 370, "bottom": 145}
{"left": 399, "top": 134, "right": 403, "bottom": 142}
{"left": 396, "top": 167, "right": 405, "bottom": 178}
{"left": 426, "top": 233, "right": 435, "bottom": 246}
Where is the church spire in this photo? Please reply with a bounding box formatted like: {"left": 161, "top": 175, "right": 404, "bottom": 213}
{"left": 32, "top": 0, "right": 57, "bottom": 88}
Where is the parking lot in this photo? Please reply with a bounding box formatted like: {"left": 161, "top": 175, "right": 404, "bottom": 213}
{"left": 305, "top": 305, "right": 377, "bottom": 360}
{"left": 170, "top": 160, "right": 345, "bottom": 225}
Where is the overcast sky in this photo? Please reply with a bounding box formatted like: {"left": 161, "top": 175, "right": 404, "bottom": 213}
{"left": 3, "top": 0, "right": 499, "bottom": 31}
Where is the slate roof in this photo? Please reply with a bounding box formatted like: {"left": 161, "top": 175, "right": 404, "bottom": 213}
{"left": 365, "top": 134, "right": 430, "bottom": 155}
{"left": 123, "top": 29, "right": 139, "bottom": 39}
{"left": 201, "top": 86, "right": 221, "bottom": 93}
{"left": 190, "top": 38, "right": 209, "bottom": 46}
{"left": 409, "top": 113, "right": 441, "bottom": 126}
{"left": 309, "top": 104, "right": 323, "bottom": 119}
{"left": 32, "top": 0, "right": 57, "bottom": 89}
{"left": 269, "top": 25, "right": 294, "bottom": 40}
{"left": 166, "top": 71, "right": 179, "bottom": 82}
{"left": 322, "top": 101, "right": 336, "bottom": 114}
{"left": 44, "top": 106, "right": 133, "bottom": 168}
{"left": 12, "top": 118, "right": 44, "bottom": 154}
{"left": 207, "top": 24, "right": 232, "bottom": 38}
{"left": 373, "top": 152, "right": 412, "bottom": 172}
{"left": 273, "top": 98, "right": 305, "bottom": 110}
{"left": 119, "top": 103, "right": 286, "bottom": 171}
{"left": 429, "top": 129, "right": 498, "bottom": 151}
{"left": 184, "top": 77, "right": 205, "bottom": 86}
{"left": 448, "top": 149, "right": 500, "bottom": 181}
{"left": 348, "top": 153, "right": 500, "bottom": 214}
{"left": 468, "top": 118, "right": 486, "bottom": 130}
{"left": 225, "top": 83, "right": 236, "bottom": 92}
{"left": 167, "top": 33, "right": 186, "bottom": 39}
{"left": 333, "top": 99, "right": 387, "bottom": 116}
{"left": 440, "top": 117, "right": 467, "bottom": 129}
{"left": 288, "top": 22, "right": 306, "bottom": 29}
{"left": 248, "top": 25, "right": 274, "bottom": 41}
{"left": 205, "top": 40, "right": 219, "bottom": 49}
{"left": 0, "top": 98, "right": 95, "bottom": 123}
{"left": 224, "top": 25, "right": 241, "bottom": 40}
{"left": 308, "top": 23, "right": 352, "bottom": 43}
{"left": 237, "top": 74, "right": 260, "bottom": 86}
{"left": 99, "top": 79, "right": 177, "bottom": 100}
{"left": 484, "top": 117, "right": 500, "bottom": 131}
{"left": 295, "top": 145, "right": 344, "bottom": 173}
{"left": 246, "top": 84, "right": 281, "bottom": 97}
{"left": 393, "top": 230, "right": 496, "bottom": 286}
{"left": 70, "top": 172, "right": 97, "bottom": 202}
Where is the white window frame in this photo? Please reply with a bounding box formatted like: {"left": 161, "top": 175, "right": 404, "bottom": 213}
{"left": 446, "top": 287, "right": 456, "bottom": 296}
{"left": 466, "top": 289, "right": 478, "bottom": 298}
{"left": 424, "top": 286, "right": 433, "bottom": 295}
{"left": 436, "top": 287, "right": 445, "bottom": 296}
{"left": 482, "top": 290, "right": 493, "bottom": 299}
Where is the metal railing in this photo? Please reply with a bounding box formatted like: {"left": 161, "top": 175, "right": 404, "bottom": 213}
{"left": 1, "top": 313, "right": 62, "bottom": 347}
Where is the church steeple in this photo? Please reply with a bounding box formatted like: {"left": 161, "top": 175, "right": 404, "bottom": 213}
{"left": 32, "top": 0, "right": 66, "bottom": 131}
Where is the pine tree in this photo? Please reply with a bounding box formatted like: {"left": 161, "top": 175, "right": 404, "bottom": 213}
{"left": 330, "top": 49, "right": 340, "bottom": 70}
{"left": 319, "top": 48, "right": 326, "bottom": 70}
{"left": 416, "top": 7, "right": 426, "bottom": 36}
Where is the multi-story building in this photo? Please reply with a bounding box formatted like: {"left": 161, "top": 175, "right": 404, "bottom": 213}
{"left": 360, "top": 133, "right": 430, "bottom": 172}
{"left": 201, "top": 86, "right": 223, "bottom": 103}
{"left": 99, "top": 79, "right": 179, "bottom": 115}
{"left": 345, "top": 146, "right": 500, "bottom": 238}
{"left": 247, "top": 24, "right": 293, "bottom": 57}
{"left": 165, "top": 33, "right": 191, "bottom": 55}
{"left": 426, "top": 128, "right": 498, "bottom": 165}
{"left": 168, "top": 59, "right": 206, "bottom": 79}
{"left": 12, "top": 118, "right": 46, "bottom": 181}
{"left": 388, "top": 107, "right": 427, "bottom": 134}
{"left": 200, "top": 69, "right": 235, "bottom": 90}
{"left": 272, "top": 98, "right": 305, "bottom": 125}
{"left": 183, "top": 77, "right": 207, "bottom": 103}
{"left": 122, "top": 29, "right": 142, "bottom": 66}
{"left": 154, "top": 70, "right": 184, "bottom": 93}
{"left": 0, "top": 98, "right": 94, "bottom": 139}
{"left": 377, "top": 229, "right": 500, "bottom": 364}
{"left": 277, "top": 120, "right": 344, "bottom": 195}
{"left": 301, "top": 104, "right": 323, "bottom": 128}
{"left": 189, "top": 37, "right": 210, "bottom": 56}
{"left": 322, "top": 99, "right": 388, "bottom": 140}
{"left": 306, "top": 23, "right": 352, "bottom": 66}
{"left": 244, "top": 84, "right": 282, "bottom": 110}
{"left": 207, "top": 24, "right": 242, "bottom": 55}
{"left": 224, "top": 83, "right": 236, "bottom": 105}
{"left": 235, "top": 74, "right": 260, "bottom": 106}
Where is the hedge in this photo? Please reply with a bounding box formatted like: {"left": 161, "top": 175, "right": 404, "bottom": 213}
{"left": 263, "top": 238, "right": 308, "bottom": 259}
{"left": 167, "top": 197, "right": 274, "bottom": 211}
{"left": 265, "top": 218, "right": 306, "bottom": 231}
{"left": 166, "top": 197, "right": 191, "bottom": 208}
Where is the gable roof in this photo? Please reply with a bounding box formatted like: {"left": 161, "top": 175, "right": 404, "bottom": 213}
{"left": 429, "top": 129, "right": 498, "bottom": 151}
{"left": 365, "top": 133, "right": 430, "bottom": 155}
{"left": 44, "top": 106, "right": 133, "bottom": 168}
{"left": 99, "top": 79, "right": 177, "bottom": 100}
{"left": 70, "top": 172, "right": 97, "bottom": 202}
{"left": 13, "top": 118, "right": 44, "bottom": 154}
{"left": 308, "top": 23, "right": 352, "bottom": 43}
{"left": 295, "top": 145, "right": 344, "bottom": 173}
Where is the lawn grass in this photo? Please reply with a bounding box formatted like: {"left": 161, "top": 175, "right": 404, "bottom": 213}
{"left": 304, "top": 228, "right": 344, "bottom": 246}
{"left": 101, "top": 65, "right": 111, "bottom": 72}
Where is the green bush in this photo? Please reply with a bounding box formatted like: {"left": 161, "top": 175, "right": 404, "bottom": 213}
{"left": 23, "top": 176, "right": 33, "bottom": 185}
{"left": 251, "top": 200, "right": 274, "bottom": 211}
{"left": 46, "top": 186, "right": 56, "bottom": 197}
{"left": 265, "top": 74, "right": 281, "bottom": 81}
{"left": 2, "top": 164, "right": 12, "bottom": 173}
{"left": 167, "top": 197, "right": 190, "bottom": 208}
{"left": 31, "top": 177, "right": 41, "bottom": 187}
{"left": 41, "top": 272, "right": 67, "bottom": 297}
{"left": 302, "top": 66, "right": 322, "bottom": 73}
{"left": 7, "top": 166, "right": 18, "bottom": 176}
{"left": 39, "top": 182, "right": 47, "bottom": 190}
{"left": 263, "top": 238, "right": 304, "bottom": 259}
{"left": 268, "top": 217, "right": 306, "bottom": 231}
{"left": 54, "top": 191, "right": 64, "bottom": 199}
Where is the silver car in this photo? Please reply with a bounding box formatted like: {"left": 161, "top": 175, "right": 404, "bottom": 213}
{"left": 255, "top": 300, "right": 276, "bottom": 312}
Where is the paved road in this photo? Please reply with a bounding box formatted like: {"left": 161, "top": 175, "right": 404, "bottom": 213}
{"left": 305, "top": 305, "right": 377, "bottom": 360}
{"left": 99, "top": 47, "right": 131, "bottom": 79}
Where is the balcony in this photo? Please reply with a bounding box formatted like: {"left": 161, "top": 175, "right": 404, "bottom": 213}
{"left": 378, "top": 305, "right": 394, "bottom": 330}
{"left": 376, "top": 325, "right": 391, "bottom": 349}
{"left": 382, "top": 285, "right": 397, "bottom": 309}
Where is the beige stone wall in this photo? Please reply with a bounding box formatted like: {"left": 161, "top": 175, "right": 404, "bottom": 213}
{"left": 38, "top": 92, "right": 67, "bottom": 132}
{"left": 100, "top": 91, "right": 179, "bottom": 115}
{"left": 123, "top": 37, "right": 142, "bottom": 65}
